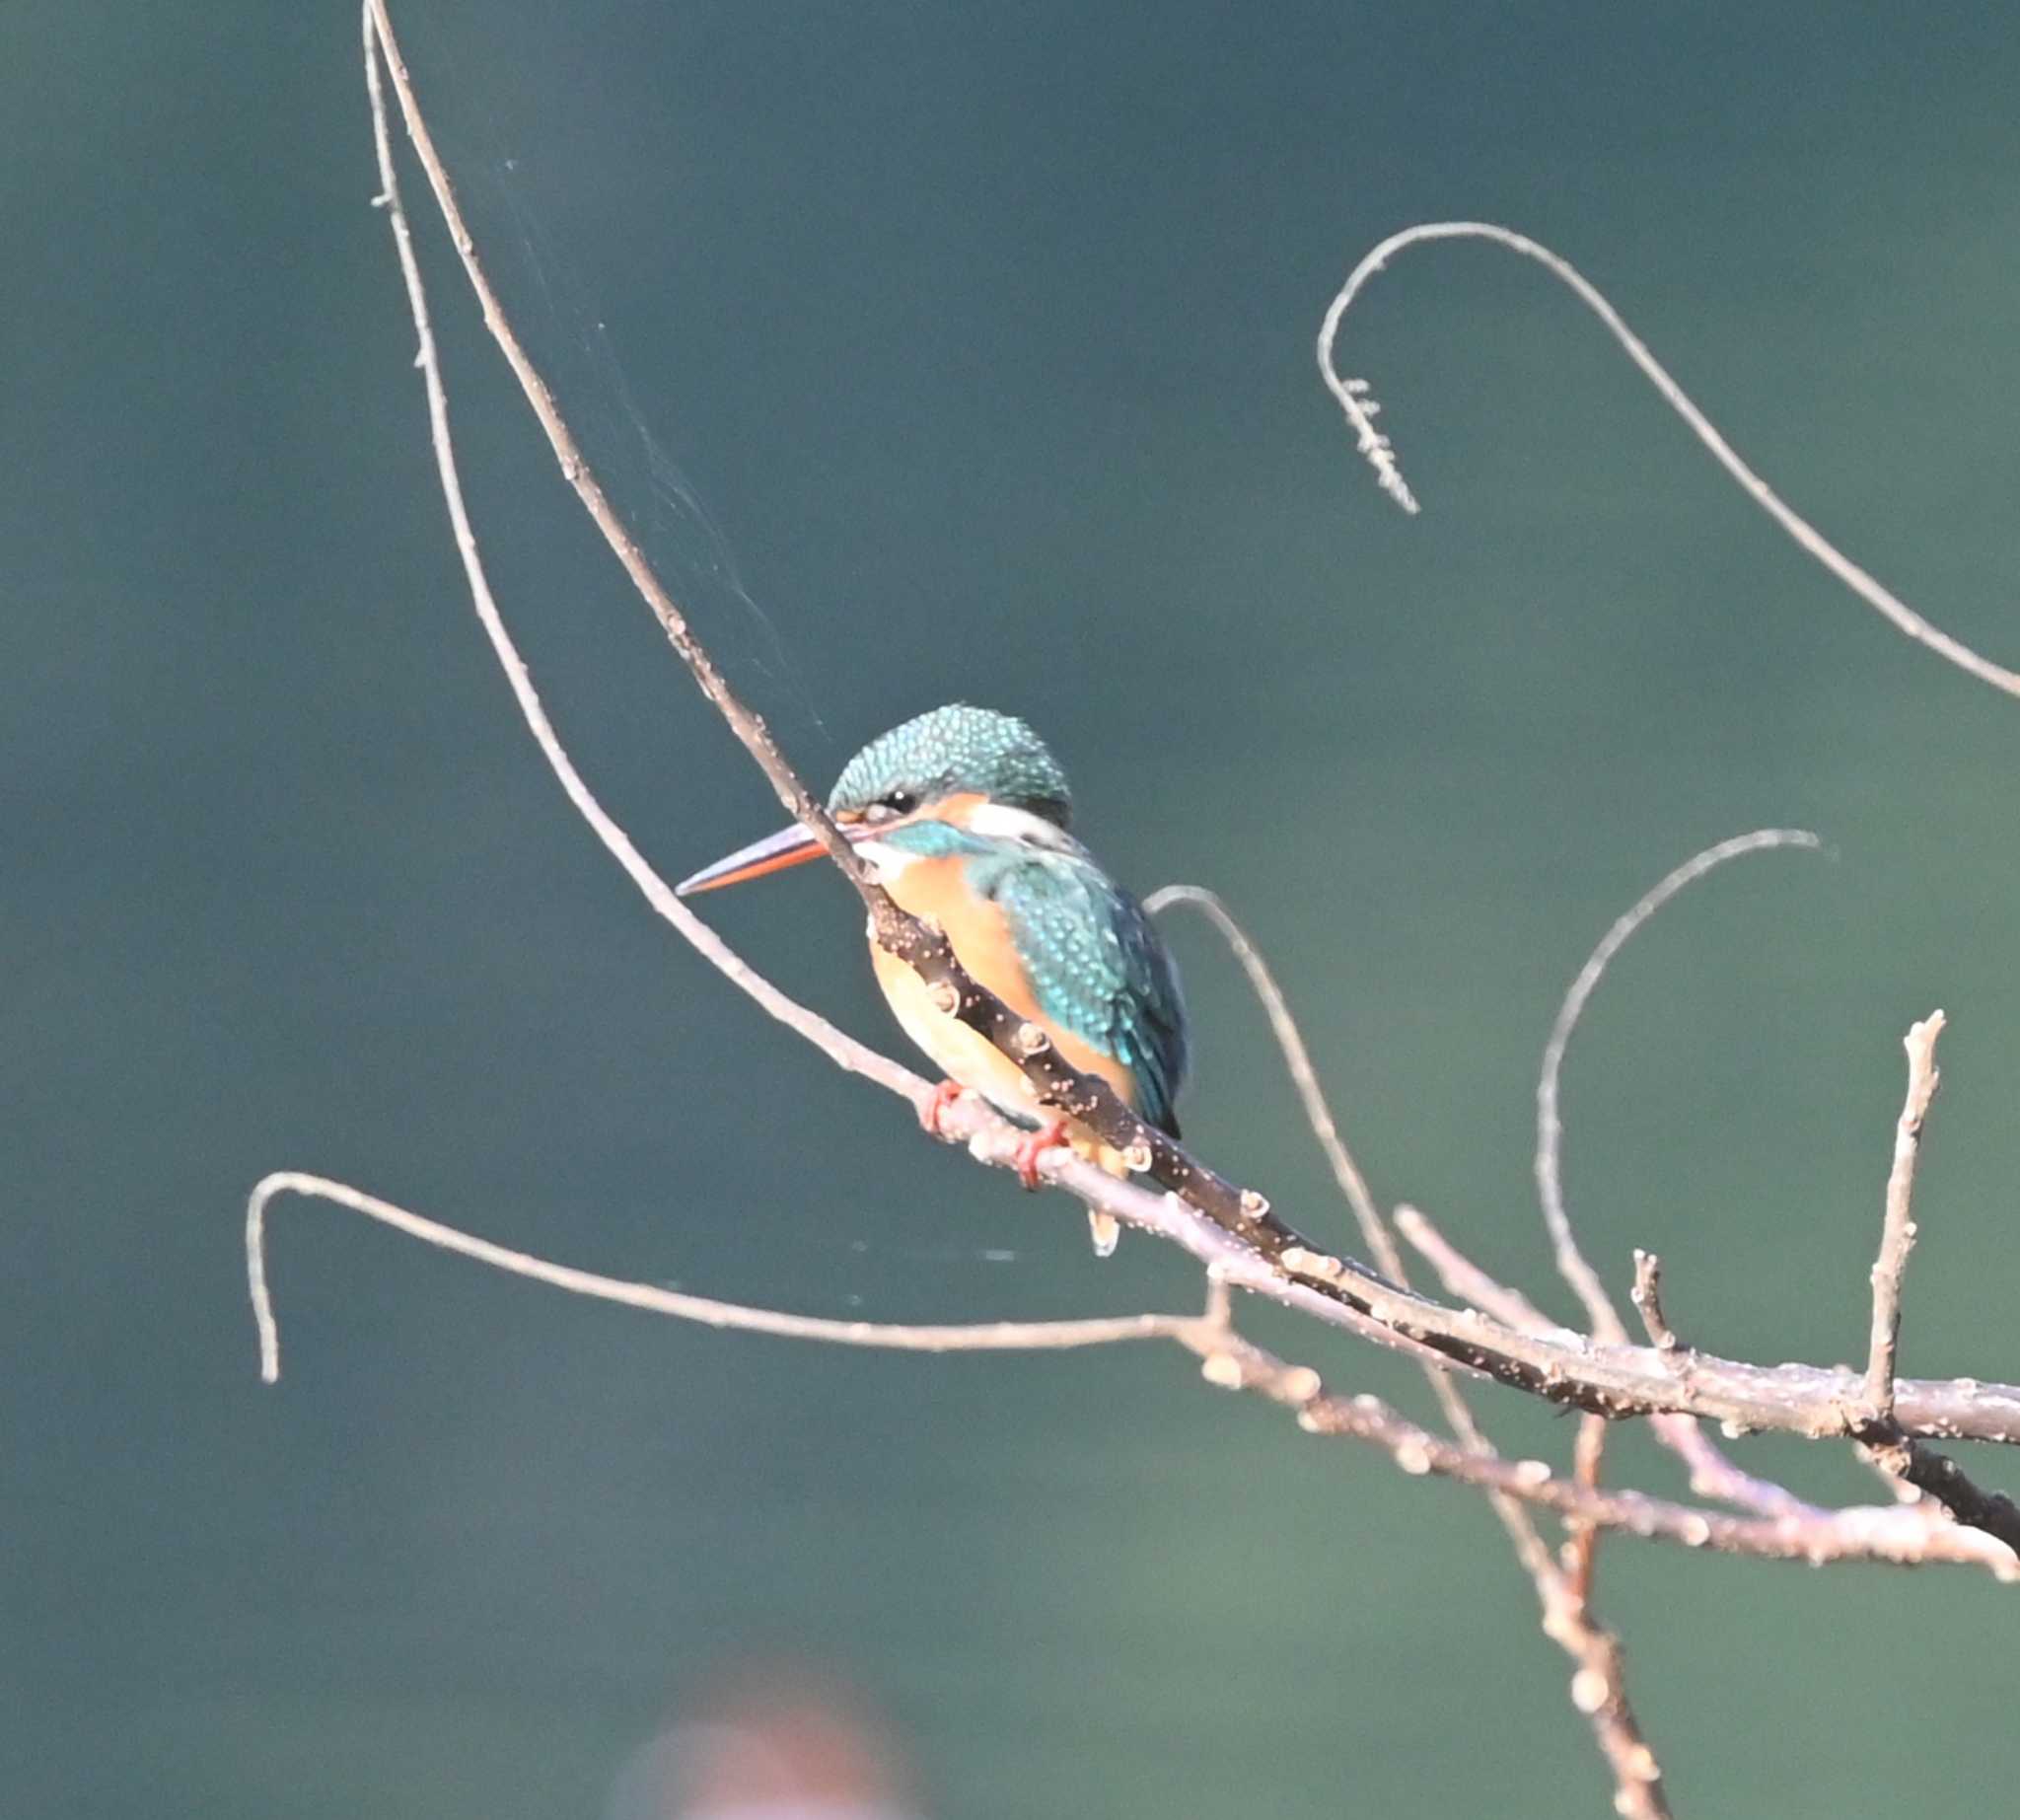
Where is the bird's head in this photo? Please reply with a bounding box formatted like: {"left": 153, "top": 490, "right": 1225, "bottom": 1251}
{"left": 675, "top": 704, "right": 1071, "bottom": 896}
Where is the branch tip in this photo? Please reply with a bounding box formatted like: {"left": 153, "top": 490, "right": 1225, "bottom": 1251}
{"left": 1861, "top": 1010, "right": 1948, "bottom": 1424}
{"left": 1318, "top": 221, "right": 2020, "bottom": 700}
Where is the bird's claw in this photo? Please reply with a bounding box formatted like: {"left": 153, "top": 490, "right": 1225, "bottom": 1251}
{"left": 919, "top": 1080, "right": 968, "bottom": 1137}
{"left": 1012, "top": 1116, "right": 1071, "bottom": 1190}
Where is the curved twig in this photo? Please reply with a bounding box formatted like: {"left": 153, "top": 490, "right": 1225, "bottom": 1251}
{"left": 1537, "top": 829, "right": 1824, "bottom": 1342}
{"left": 361, "top": 0, "right": 1302, "bottom": 1268}
{"left": 246, "top": 1172, "right": 1200, "bottom": 1382}
{"left": 1146, "top": 886, "right": 1671, "bottom": 1814}
{"left": 1531, "top": 831, "right": 1831, "bottom": 1574}
{"left": 1144, "top": 885, "right": 1387, "bottom": 1261}
{"left": 244, "top": 1173, "right": 2012, "bottom": 1579}
{"left": 1318, "top": 220, "right": 2020, "bottom": 701}
{"left": 358, "top": 3, "right": 913, "bottom": 1106}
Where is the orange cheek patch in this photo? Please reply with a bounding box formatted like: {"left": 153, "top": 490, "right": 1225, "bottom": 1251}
{"left": 929, "top": 792, "right": 990, "bottom": 830}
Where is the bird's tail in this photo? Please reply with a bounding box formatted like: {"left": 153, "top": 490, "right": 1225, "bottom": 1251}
{"left": 1086, "top": 1209, "right": 1120, "bottom": 1258}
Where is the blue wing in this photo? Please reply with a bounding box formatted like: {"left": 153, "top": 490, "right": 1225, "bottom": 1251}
{"left": 986, "top": 851, "right": 1189, "bottom": 1136}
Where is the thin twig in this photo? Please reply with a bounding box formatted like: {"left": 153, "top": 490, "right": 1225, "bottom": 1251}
{"left": 1400, "top": 1208, "right": 2017, "bottom": 1575}
{"left": 245, "top": 1171, "right": 2016, "bottom": 1582}
{"left": 356, "top": 2, "right": 914, "bottom": 1107}
{"left": 1317, "top": 220, "right": 2020, "bottom": 701}
{"left": 1417, "top": 1203, "right": 1818, "bottom": 1523}
{"left": 1148, "top": 887, "right": 1668, "bottom": 1816}
{"left": 1861, "top": 1011, "right": 1946, "bottom": 1421}
{"left": 1190, "top": 1328, "right": 2014, "bottom": 1578}
{"left": 360, "top": 0, "right": 1305, "bottom": 1268}
{"left": 247, "top": 1172, "right": 1202, "bottom": 1382}
{"left": 1834, "top": 1013, "right": 2020, "bottom": 1554}
{"left": 1622, "top": 1247, "right": 1832, "bottom": 1522}
{"left": 365, "top": 4, "right": 864, "bottom": 897}
{"left": 1533, "top": 831, "right": 1818, "bottom": 1677}
{"left": 1144, "top": 885, "right": 1388, "bottom": 1256}
{"left": 1631, "top": 1250, "right": 1679, "bottom": 1353}
{"left": 1562, "top": 1415, "right": 1609, "bottom": 1599}
{"left": 1536, "top": 829, "right": 1823, "bottom": 1345}
{"left": 1394, "top": 1207, "right": 1567, "bottom": 1337}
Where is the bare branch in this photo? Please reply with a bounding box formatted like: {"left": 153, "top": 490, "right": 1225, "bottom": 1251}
{"left": 356, "top": 1, "right": 914, "bottom": 1107}
{"left": 1860, "top": 1435, "right": 2020, "bottom": 1559}
{"left": 1862, "top": 1010, "right": 1946, "bottom": 1420}
{"left": 1145, "top": 884, "right": 1387, "bottom": 1261}
{"left": 1626, "top": 1254, "right": 1831, "bottom": 1523}
{"left": 246, "top": 1171, "right": 1202, "bottom": 1383}
{"left": 1413, "top": 1208, "right": 2019, "bottom": 1572}
{"left": 363, "top": 5, "right": 865, "bottom": 898}
{"left": 353, "top": 3, "right": 2020, "bottom": 1456}
{"left": 1537, "top": 828, "right": 1824, "bottom": 1344}
{"left": 1820, "top": 1012, "right": 2020, "bottom": 1555}
{"left": 360, "top": 0, "right": 1308, "bottom": 1269}
{"left": 1192, "top": 1328, "right": 2014, "bottom": 1579}
{"left": 1533, "top": 831, "right": 1818, "bottom": 1636}
{"left": 249, "top": 1170, "right": 2013, "bottom": 1592}
{"left": 1395, "top": 1207, "right": 1567, "bottom": 1337}
{"left": 354, "top": 11, "right": 1407, "bottom": 1390}
{"left": 1149, "top": 889, "right": 1669, "bottom": 1815}
{"left": 1630, "top": 1250, "right": 1679, "bottom": 1353}
{"left": 1317, "top": 220, "right": 2020, "bottom": 701}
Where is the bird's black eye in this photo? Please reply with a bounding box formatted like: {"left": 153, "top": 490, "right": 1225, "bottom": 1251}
{"left": 864, "top": 790, "right": 916, "bottom": 825}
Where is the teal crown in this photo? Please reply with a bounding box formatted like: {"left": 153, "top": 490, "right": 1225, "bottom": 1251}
{"left": 830, "top": 704, "right": 1072, "bottom": 827}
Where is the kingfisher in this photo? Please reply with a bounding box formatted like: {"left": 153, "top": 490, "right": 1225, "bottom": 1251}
{"left": 675, "top": 704, "right": 1189, "bottom": 1256}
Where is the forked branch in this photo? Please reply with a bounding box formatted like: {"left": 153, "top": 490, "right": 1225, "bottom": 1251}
{"left": 245, "top": 1172, "right": 2012, "bottom": 1578}
{"left": 1147, "top": 884, "right": 1670, "bottom": 1818}
{"left": 358, "top": 0, "right": 1312, "bottom": 1271}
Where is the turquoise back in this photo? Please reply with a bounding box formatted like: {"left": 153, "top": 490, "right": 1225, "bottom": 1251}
{"left": 879, "top": 823, "right": 1187, "bottom": 1135}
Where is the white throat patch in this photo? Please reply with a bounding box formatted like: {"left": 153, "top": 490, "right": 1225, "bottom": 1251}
{"left": 851, "top": 837, "right": 918, "bottom": 881}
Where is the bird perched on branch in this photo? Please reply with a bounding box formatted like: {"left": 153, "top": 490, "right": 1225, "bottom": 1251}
{"left": 676, "top": 704, "right": 1189, "bottom": 1256}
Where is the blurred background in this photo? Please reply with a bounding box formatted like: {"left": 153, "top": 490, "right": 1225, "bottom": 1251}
{"left": 7, "top": 3, "right": 2019, "bottom": 1815}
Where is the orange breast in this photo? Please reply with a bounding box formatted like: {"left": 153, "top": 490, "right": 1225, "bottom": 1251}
{"left": 873, "top": 854, "right": 1143, "bottom": 1154}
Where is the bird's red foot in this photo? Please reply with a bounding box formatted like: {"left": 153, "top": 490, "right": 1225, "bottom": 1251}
{"left": 919, "top": 1079, "right": 967, "bottom": 1137}
{"left": 1012, "top": 1116, "right": 1071, "bottom": 1190}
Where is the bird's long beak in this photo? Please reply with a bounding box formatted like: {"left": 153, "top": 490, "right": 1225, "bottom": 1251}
{"left": 675, "top": 818, "right": 865, "bottom": 897}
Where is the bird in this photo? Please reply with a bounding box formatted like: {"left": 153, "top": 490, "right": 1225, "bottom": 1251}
{"left": 675, "top": 704, "right": 1189, "bottom": 1256}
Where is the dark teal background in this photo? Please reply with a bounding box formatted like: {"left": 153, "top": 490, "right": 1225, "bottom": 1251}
{"left": 7, "top": 4, "right": 2019, "bottom": 1815}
